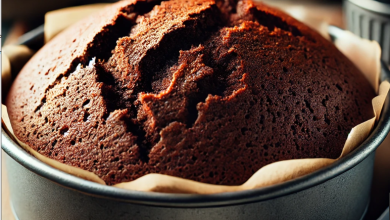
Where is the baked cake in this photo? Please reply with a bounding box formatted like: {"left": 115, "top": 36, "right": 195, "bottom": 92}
{"left": 6, "top": 0, "right": 375, "bottom": 185}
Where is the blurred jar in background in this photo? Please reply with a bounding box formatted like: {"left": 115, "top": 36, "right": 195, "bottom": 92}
{"left": 344, "top": 0, "right": 390, "bottom": 66}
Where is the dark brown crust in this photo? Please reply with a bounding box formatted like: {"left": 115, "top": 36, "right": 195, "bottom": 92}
{"left": 6, "top": 0, "right": 375, "bottom": 185}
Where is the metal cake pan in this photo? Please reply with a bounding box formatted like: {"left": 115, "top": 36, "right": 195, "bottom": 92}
{"left": 2, "top": 26, "right": 390, "bottom": 220}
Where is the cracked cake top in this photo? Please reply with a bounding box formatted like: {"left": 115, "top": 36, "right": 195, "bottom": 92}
{"left": 6, "top": 0, "right": 375, "bottom": 185}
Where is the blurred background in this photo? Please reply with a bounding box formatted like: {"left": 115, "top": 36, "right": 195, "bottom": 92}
{"left": 2, "top": 0, "right": 115, "bottom": 46}
{"left": 2, "top": 0, "right": 389, "bottom": 220}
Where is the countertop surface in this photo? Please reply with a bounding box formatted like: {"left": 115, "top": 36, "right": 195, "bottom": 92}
{"left": 2, "top": 152, "right": 15, "bottom": 220}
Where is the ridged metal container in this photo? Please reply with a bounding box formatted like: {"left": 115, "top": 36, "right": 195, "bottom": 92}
{"left": 2, "top": 26, "right": 390, "bottom": 220}
{"left": 344, "top": 0, "right": 390, "bottom": 66}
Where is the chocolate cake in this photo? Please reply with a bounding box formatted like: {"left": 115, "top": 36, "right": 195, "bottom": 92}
{"left": 6, "top": 0, "right": 375, "bottom": 185}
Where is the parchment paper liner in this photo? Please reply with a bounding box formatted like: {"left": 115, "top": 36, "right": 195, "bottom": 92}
{"left": 2, "top": 4, "right": 389, "bottom": 194}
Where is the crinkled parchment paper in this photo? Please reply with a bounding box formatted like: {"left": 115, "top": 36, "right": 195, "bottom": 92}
{"left": 44, "top": 4, "right": 110, "bottom": 43}
{"left": 2, "top": 4, "right": 389, "bottom": 194}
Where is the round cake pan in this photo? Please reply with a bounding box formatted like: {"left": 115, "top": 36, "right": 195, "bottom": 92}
{"left": 2, "top": 26, "right": 390, "bottom": 220}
